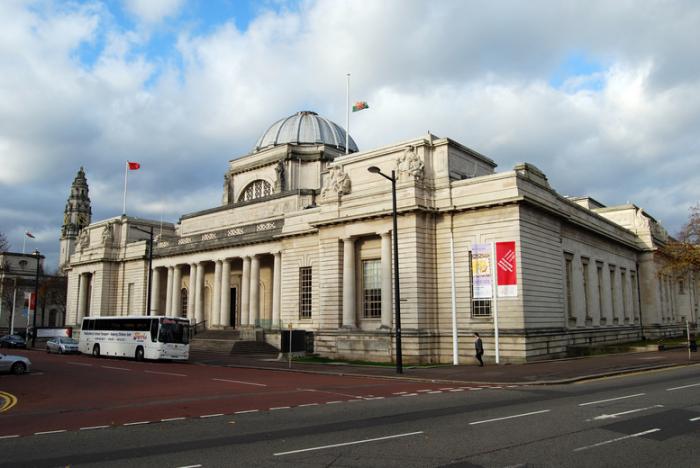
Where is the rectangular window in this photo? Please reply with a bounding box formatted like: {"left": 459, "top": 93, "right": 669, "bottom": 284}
{"left": 362, "top": 259, "right": 381, "bottom": 318}
{"left": 610, "top": 266, "right": 617, "bottom": 321}
{"left": 472, "top": 299, "right": 492, "bottom": 317}
{"left": 299, "top": 267, "right": 312, "bottom": 319}
{"left": 581, "top": 258, "right": 590, "bottom": 320}
{"left": 565, "top": 255, "right": 574, "bottom": 319}
{"left": 679, "top": 278, "right": 685, "bottom": 295}
{"left": 597, "top": 262, "right": 604, "bottom": 322}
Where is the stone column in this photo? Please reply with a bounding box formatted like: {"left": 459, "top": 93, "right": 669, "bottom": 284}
{"left": 342, "top": 237, "right": 356, "bottom": 328}
{"left": 187, "top": 263, "right": 196, "bottom": 322}
{"left": 380, "top": 232, "right": 392, "bottom": 329}
{"left": 220, "top": 259, "right": 231, "bottom": 327}
{"left": 165, "top": 266, "right": 174, "bottom": 315}
{"left": 212, "top": 260, "right": 222, "bottom": 327}
{"left": 77, "top": 273, "right": 89, "bottom": 321}
{"left": 150, "top": 267, "right": 160, "bottom": 316}
{"left": 250, "top": 255, "right": 260, "bottom": 327}
{"left": 272, "top": 252, "right": 282, "bottom": 329}
{"left": 241, "top": 257, "right": 250, "bottom": 326}
{"left": 172, "top": 265, "right": 182, "bottom": 317}
{"left": 195, "top": 262, "right": 204, "bottom": 324}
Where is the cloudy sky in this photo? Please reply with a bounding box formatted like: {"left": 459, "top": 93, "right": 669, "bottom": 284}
{"left": 1, "top": 0, "right": 699, "bottom": 269}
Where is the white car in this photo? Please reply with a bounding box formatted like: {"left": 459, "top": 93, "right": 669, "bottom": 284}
{"left": 46, "top": 337, "right": 80, "bottom": 354}
{"left": 0, "top": 353, "right": 31, "bottom": 375}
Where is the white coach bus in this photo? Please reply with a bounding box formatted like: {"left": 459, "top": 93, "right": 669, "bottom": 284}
{"left": 79, "top": 316, "right": 190, "bottom": 361}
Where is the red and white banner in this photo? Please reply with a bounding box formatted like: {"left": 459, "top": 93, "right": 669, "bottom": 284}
{"left": 495, "top": 241, "right": 517, "bottom": 297}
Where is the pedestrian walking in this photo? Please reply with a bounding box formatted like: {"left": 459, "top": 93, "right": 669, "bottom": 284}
{"left": 474, "top": 332, "right": 484, "bottom": 367}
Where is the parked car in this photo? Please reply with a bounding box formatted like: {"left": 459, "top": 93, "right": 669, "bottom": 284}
{"left": 0, "top": 353, "right": 31, "bottom": 375}
{"left": 46, "top": 337, "right": 79, "bottom": 354}
{"left": 0, "top": 335, "right": 26, "bottom": 349}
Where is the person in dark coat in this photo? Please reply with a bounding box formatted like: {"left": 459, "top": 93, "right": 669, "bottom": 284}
{"left": 474, "top": 332, "right": 484, "bottom": 366}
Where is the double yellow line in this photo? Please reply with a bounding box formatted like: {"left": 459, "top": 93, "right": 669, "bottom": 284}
{"left": 0, "top": 391, "right": 18, "bottom": 413}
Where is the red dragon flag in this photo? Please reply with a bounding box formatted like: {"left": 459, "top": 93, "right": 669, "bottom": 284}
{"left": 127, "top": 161, "right": 141, "bottom": 170}
{"left": 352, "top": 101, "right": 369, "bottom": 112}
{"left": 25, "top": 231, "right": 35, "bottom": 239}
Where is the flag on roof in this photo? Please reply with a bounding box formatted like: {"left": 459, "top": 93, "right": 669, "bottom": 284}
{"left": 25, "top": 231, "right": 35, "bottom": 239}
{"left": 127, "top": 161, "right": 141, "bottom": 170}
{"left": 352, "top": 101, "right": 369, "bottom": 112}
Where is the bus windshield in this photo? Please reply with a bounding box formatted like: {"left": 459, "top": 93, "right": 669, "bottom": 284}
{"left": 158, "top": 319, "right": 190, "bottom": 344}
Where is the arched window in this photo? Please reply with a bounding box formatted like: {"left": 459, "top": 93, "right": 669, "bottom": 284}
{"left": 239, "top": 179, "right": 272, "bottom": 202}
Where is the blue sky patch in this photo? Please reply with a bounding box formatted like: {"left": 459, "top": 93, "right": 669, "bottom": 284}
{"left": 549, "top": 51, "right": 606, "bottom": 92}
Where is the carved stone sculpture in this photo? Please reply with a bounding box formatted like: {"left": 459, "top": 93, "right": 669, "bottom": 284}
{"left": 396, "top": 146, "right": 424, "bottom": 182}
{"left": 78, "top": 229, "right": 89, "bottom": 251}
{"left": 321, "top": 166, "right": 352, "bottom": 199}
{"left": 102, "top": 222, "right": 114, "bottom": 245}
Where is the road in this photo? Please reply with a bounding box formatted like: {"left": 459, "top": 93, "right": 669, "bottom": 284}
{"left": 1, "top": 351, "right": 699, "bottom": 467}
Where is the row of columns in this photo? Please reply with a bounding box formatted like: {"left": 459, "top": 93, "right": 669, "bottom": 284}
{"left": 341, "top": 232, "right": 394, "bottom": 329}
{"left": 151, "top": 253, "right": 282, "bottom": 329}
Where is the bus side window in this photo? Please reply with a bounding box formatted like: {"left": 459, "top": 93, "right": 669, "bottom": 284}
{"left": 150, "top": 319, "right": 158, "bottom": 342}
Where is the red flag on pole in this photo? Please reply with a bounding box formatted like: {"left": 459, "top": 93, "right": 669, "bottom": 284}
{"left": 127, "top": 161, "right": 141, "bottom": 170}
{"left": 25, "top": 231, "right": 35, "bottom": 238}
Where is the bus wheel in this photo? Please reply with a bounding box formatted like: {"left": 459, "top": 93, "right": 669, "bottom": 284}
{"left": 92, "top": 344, "right": 100, "bottom": 357}
{"left": 135, "top": 347, "right": 144, "bottom": 362}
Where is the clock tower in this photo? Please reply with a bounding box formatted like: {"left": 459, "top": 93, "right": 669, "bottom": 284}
{"left": 59, "top": 167, "right": 92, "bottom": 271}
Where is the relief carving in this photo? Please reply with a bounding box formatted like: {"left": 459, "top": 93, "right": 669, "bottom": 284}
{"left": 78, "top": 229, "right": 89, "bottom": 252}
{"left": 396, "top": 146, "right": 424, "bottom": 182}
{"left": 221, "top": 173, "right": 231, "bottom": 205}
{"left": 274, "top": 160, "right": 286, "bottom": 192}
{"left": 321, "top": 166, "right": 352, "bottom": 199}
{"left": 101, "top": 222, "right": 114, "bottom": 246}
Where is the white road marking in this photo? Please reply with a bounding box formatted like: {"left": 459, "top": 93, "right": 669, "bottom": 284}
{"left": 326, "top": 401, "right": 342, "bottom": 404}
{"left": 80, "top": 425, "right": 110, "bottom": 431}
{"left": 102, "top": 366, "right": 130, "bottom": 371}
{"left": 417, "top": 389, "right": 432, "bottom": 393}
{"left": 67, "top": 362, "right": 92, "bottom": 367}
{"left": 365, "top": 397, "right": 385, "bottom": 400}
{"left": 690, "top": 416, "right": 700, "bottom": 422}
{"left": 428, "top": 391, "right": 442, "bottom": 394}
{"left": 578, "top": 393, "right": 645, "bottom": 406}
{"left": 469, "top": 388, "right": 483, "bottom": 391}
{"left": 144, "top": 370, "right": 186, "bottom": 377}
{"left": 298, "top": 403, "right": 318, "bottom": 407}
{"left": 400, "top": 393, "right": 418, "bottom": 397}
{"left": 212, "top": 378, "right": 267, "bottom": 387}
{"left": 200, "top": 414, "right": 223, "bottom": 418}
{"left": 573, "top": 428, "right": 660, "bottom": 452}
{"left": 470, "top": 409, "right": 551, "bottom": 425}
{"left": 161, "top": 417, "right": 186, "bottom": 422}
{"left": 274, "top": 431, "right": 424, "bottom": 456}
{"left": 270, "top": 406, "right": 290, "bottom": 411}
{"left": 666, "top": 382, "right": 700, "bottom": 391}
{"left": 450, "top": 389, "right": 464, "bottom": 392}
{"left": 592, "top": 405, "right": 664, "bottom": 421}
{"left": 439, "top": 388, "right": 454, "bottom": 391}
{"left": 235, "top": 409, "right": 259, "bottom": 414}
{"left": 0, "top": 435, "right": 20, "bottom": 439}
{"left": 123, "top": 421, "right": 150, "bottom": 426}
{"left": 393, "top": 392, "right": 407, "bottom": 395}
{"left": 175, "top": 465, "right": 202, "bottom": 468}
{"left": 35, "top": 430, "right": 66, "bottom": 435}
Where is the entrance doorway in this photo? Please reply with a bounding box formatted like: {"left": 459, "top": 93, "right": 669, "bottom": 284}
{"left": 230, "top": 288, "right": 237, "bottom": 327}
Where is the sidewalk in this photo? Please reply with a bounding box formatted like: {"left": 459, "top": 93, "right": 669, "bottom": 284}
{"left": 189, "top": 348, "right": 700, "bottom": 385}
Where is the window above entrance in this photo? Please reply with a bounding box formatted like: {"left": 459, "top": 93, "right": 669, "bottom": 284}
{"left": 239, "top": 179, "right": 272, "bottom": 202}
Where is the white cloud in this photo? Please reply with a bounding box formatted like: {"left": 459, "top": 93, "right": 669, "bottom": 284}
{"left": 123, "top": 0, "right": 185, "bottom": 24}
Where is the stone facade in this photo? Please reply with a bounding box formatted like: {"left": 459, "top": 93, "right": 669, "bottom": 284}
{"left": 63, "top": 112, "right": 697, "bottom": 363}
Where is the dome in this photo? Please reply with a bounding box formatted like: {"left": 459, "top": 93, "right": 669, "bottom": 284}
{"left": 254, "top": 111, "right": 358, "bottom": 153}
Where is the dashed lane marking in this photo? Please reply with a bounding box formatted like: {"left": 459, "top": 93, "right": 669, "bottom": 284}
{"left": 212, "top": 378, "right": 267, "bottom": 387}
{"left": 573, "top": 428, "right": 660, "bottom": 452}
{"left": 690, "top": 416, "right": 700, "bottom": 422}
{"left": 35, "top": 430, "right": 67, "bottom": 435}
{"left": 200, "top": 414, "right": 224, "bottom": 418}
{"left": 298, "top": 403, "right": 318, "bottom": 407}
{"left": 101, "top": 366, "right": 130, "bottom": 371}
{"left": 579, "top": 393, "right": 645, "bottom": 407}
{"left": 123, "top": 421, "right": 151, "bottom": 426}
{"left": 0, "top": 435, "right": 20, "bottom": 439}
{"left": 470, "top": 409, "right": 551, "bottom": 425}
{"left": 591, "top": 405, "right": 664, "bottom": 421}
{"left": 326, "top": 401, "right": 342, "bottom": 404}
{"left": 274, "top": 431, "right": 425, "bottom": 456}
{"left": 666, "top": 382, "right": 700, "bottom": 391}
{"left": 235, "top": 409, "right": 259, "bottom": 414}
{"left": 162, "top": 417, "right": 186, "bottom": 422}
{"left": 270, "top": 407, "right": 290, "bottom": 411}
{"left": 80, "top": 425, "right": 110, "bottom": 431}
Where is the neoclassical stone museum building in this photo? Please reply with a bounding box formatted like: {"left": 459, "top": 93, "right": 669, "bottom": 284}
{"left": 62, "top": 111, "right": 697, "bottom": 363}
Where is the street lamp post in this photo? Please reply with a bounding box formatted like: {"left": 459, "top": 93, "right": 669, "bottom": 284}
{"left": 32, "top": 250, "right": 41, "bottom": 348}
{"left": 131, "top": 226, "right": 154, "bottom": 316}
{"left": 368, "top": 166, "right": 403, "bottom": 374}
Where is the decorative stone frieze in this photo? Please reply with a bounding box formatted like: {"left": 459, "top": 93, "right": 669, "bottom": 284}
{"left": 321, "top": 165, "right": 351, "bottom": 200}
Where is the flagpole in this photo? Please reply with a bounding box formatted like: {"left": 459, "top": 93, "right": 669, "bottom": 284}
{"left": 346, "top": 73, "right": 350, "bottom": 155}
{"left": 22, "top": 234, "right": 26, "bottom": 254}
{"left": 123, "top": 161, "right": 128, "bottom": 215}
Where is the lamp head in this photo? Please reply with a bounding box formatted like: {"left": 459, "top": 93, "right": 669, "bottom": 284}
{"left": 367, "top": 166, "right": 381, "bottom": 174}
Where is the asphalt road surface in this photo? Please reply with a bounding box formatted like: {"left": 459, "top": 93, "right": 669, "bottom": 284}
{"left": 1, "top": 351, "right": 699, "bottom": 467}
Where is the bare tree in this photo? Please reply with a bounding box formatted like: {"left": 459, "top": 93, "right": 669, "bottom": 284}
{"left": 0, "top": 232, "right": 8, "bottom": 252}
